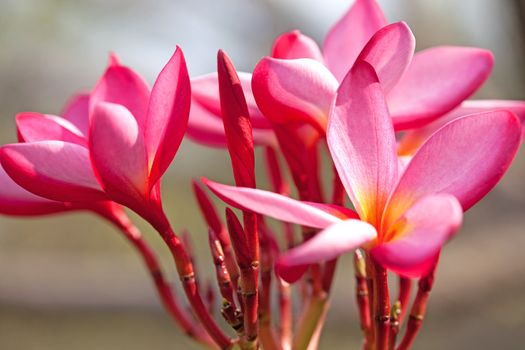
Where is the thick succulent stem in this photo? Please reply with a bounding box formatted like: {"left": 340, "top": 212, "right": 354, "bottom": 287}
{"left": 372, "top": 258, "right": 390, "bottom": 350}
{"left": 106, "top": 211, "right": 215, "bottom": 348}
{"left": 160, "top": 224, "right": 233, "bottom": 349}
{"left": 397, "top": 277, "right": 413, "bottom": 324}
{"left": 354, "top": 250, "right": 373, "bottom": 350}
{"left": 396, "top": 267, "right": 436, "bottom": 350}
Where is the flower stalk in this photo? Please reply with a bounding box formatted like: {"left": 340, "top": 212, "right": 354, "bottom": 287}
{"left": 354, "top": 250, "right": 373, "bottom": 349}
{"left": 396, "top": 266, "right": 437, "bottom": 350}
{"left": 372, "top": 257, "right": 390, "bottom": 350}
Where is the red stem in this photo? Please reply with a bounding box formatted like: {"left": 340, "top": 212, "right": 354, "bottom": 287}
{"left": 388, "top": 302, "right": 402, "bottom": 350}
{"left": 208, "top": 229, "right": 236, "bottom": 307}
{"left": 397, "top": 277, "right": 413, "bottom": 324}
{"left": 354, "top": 250, "right": 373, "bottom": 349}
{"left": 259, "top": 227, "right": 279, "bottom": 350}
{"left": 118, "top": 224, "right": 213, "bottom": 346}
{"left": 193, "top": 180, "right": 240, "bottom": 290}
{"left": 160, "top": 225, "right": 233, "bottom": 349}
{"left": 225, "top": 209, "right": 259, "bottom": 348}
{"left": 396, "top": 267, "right": 436, "bottom": 350}
{"left": 372, "top": 258, "right": 390, "bottom": 350}
{"left": 242, "top": 211, "right": 259, "bottom": 348}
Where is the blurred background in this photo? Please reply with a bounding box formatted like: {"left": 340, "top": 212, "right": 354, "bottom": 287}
{"left": 1, "top": 0, "right": 524, "bottom": 349}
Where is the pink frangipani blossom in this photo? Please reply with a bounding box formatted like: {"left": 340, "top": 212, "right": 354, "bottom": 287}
{"left": 188, "top": 0, "right": 503, "bottom": 149}
{"left": 204, "top": 60, "right": 522, "bottom": 282}
{"left": 1, "top": 103, "right": 135, "bottom": 227}
{"left": 0, "top": 47, "right": 190, "bottom": 232}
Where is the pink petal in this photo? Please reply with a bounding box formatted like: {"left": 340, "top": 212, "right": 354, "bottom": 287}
{"left": 252, "top": 57, "right": 338, "bottom": 131}
{"left": 386, "top": 111, "right": 521, "bottom": 227}
{"left": 387, "top": 46, "right": 494, "bottom": 129}
{"left": 271, "top": 30, "right": 324, "bottom": 62}
{"left": 0, "top": 141, "right": 106, "bottom": 202}
{"left": 89, "top": 102, "right": 149, "bottom": 205}
{"left": 145, "top": 47, "right": 191, "bottom": 188}
{"left": 328, "top": 60, "right": 398, "bottom": 226}
{"left": 192, "top": 72, "right": 270, "bottom": 129}
{"left": 90, "top": 61, "right": 150, "bottom": 129}
{"left": 203, "top": 178, "right": 342, "bottom": 229}
{"left": 16, "top": 112, "right": 86, "bottom": 146}
{"left": 278, "top": 219, "right": 377, "bottom": 283}
{"left": 305, "top": 202, "right": 359, "bottom": 220}
{"left": 373, "top": 194, "right": 462, "bottom": 277}
{"left": 187, "top": 101, "right": 229, "bottom": 146}
{"left": 62, "top": 93, "right": 90, "bottom": 135}
{"left": 356, "top": 22, "right": 415, "bottom": 92}
{"left": 187, "top": 101, "right": 277, "bottom": 147}
{"left": 0, "top": 165, "right": 70, "bottom": 216}
{"left": 399, "top": 99, "right": 525, "bottom": 155}
{"left": 323, "top": 0, "right": 387, "bottom": 82}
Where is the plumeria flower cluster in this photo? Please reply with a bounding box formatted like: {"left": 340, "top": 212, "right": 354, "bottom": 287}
{"left": 1, "top": 1, "right": 524, "bottom": 349}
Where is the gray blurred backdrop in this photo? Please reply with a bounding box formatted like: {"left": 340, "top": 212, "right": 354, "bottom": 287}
{"left": 1, "top": 1, "right": 524, "bottom": 349}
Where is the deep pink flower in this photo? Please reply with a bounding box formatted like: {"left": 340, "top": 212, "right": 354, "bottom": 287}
{"left": 0, "top": 47, "right": 190, "bottom": 231}
{"left": 256, "top": 21, "right": 492, "bottom": 133}
{"left": 188, "top": 0, "right": 500, "bottom": 149}
{"left": 1, "top": 102, "right": 134, "bottom": 226}
{"left": 204, "top": 61, "right": 522, "bottom": 281}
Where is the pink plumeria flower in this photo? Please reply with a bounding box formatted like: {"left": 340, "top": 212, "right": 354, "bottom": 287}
{"left": 204, "top": 60, "right": 522, "bottom": 282}
{"left": 0, "top": 48, "right": 190, "bottom": 232}
{"left": 188, "top": 0, "right": 499, "bottom": 149}
{"left": 1, "top": 94, "right": 137, "bottom": 229}
{"left": 256, "top": 21, "right": 493, "bottom": 135}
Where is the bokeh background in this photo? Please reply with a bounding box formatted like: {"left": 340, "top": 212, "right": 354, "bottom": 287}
{"left": 1, "top": 0, "right": 524, "bottom": 349}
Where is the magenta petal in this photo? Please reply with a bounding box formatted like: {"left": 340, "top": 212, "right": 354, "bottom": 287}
{"left": 203, "top": 178, "right": 342, "bottom": 228}
{"left": 90, "top": 61, "right": 150, "bottom": 129}
{"left": 192, "top": 72, "right": 270, "bottom": 129}
{"left": 187, "top": 101, "right": 277, "bottom": 147}
{"left": 16, "top": 112, "right": 86, "bottom": 146}
{"left": 357, "top": 21, "right": 415, "bottom": 92}
{"left": 89, "top": 102, "right": 149, "bottom": 205}
{"left": 305, "top": 202, "right": 359, "bottom": 220}
{"left": 387, "top": 111, "right": 521, "bottom": 226}
{"left": 278, "top": 219, "right": 377, "bottom": 283}
{"left": 271, "top": 30, "right": 324, "bottom": 62}
{"left": 387, "top": 46, "right": 494, "bottom": 129}
{"left": 373, "top": 194, "right": 462, "bottom": 277}
{"left": 328, "top": 60, "right": 398, "bottom": 225}
{"left": 145, "top": 47, "right": 191, "bottom": 188}
{"left": 0, "top": 165, "right": 69, "bottom": 216}
{"left": 252, "top": 57, "right": 338, "bottom": 131}
{"left": 323, "top": 0, "right": 387, "bottom": 82}
{"left": 187, "top": 101, "right": 229, "bottom": 147}
{"left": 0, "top": 141, "right": 106, "bottom": 202}
{"left": 62, "top": 93, "right": 90, "bottom": 135}
{"left": 399, "top": 99, "right": 525, "bottom": 155}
